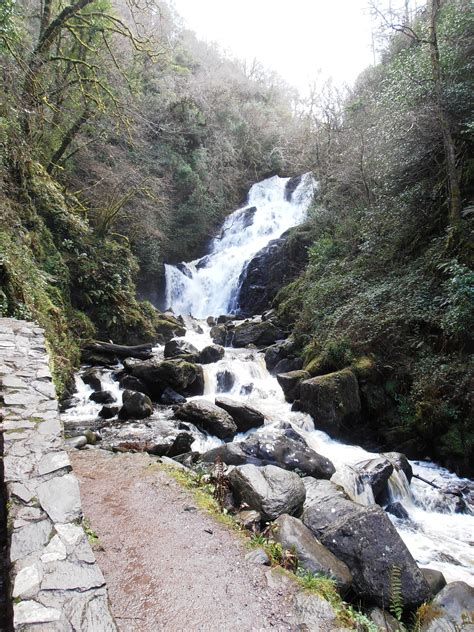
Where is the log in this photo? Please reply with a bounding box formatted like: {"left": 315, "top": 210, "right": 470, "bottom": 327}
{"left": 82, "top": 341, "right": 154, "bottom": 361}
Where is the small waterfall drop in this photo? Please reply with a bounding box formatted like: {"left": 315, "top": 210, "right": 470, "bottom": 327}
{"left": 164, "top": 173, "right": 316, "bottom": 317}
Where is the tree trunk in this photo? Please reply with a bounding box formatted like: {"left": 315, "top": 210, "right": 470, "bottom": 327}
{"left": 47, "top": 107, "right": 90, "bottom": 174}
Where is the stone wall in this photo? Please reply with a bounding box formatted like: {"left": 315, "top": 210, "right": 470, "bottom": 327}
{"left": 0, "top": 318, "right": 116, "bottom": 631}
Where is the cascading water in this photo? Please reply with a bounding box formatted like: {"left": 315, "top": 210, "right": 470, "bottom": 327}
{"left": 164, "top": 173, "right": 316, "bottom": 317}
{"left": 63, "top": 171, "right": 474, "bottom": 592}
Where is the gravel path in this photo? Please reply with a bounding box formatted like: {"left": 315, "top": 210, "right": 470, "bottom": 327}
{"left": 71, "top": 450, "right": 300, "bottom": 632}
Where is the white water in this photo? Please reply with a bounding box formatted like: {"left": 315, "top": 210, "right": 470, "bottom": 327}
{"left": 65, "top": 173, "right": 474, "bottom": 589}
{"left": 164, "top": 173, "right": 316, "bottom": 317}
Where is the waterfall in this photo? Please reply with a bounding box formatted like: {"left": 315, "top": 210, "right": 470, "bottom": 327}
{"left": 164, "top": 173, "right": 316, "bottom": 318}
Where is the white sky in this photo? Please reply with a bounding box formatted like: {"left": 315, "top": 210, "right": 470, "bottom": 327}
{"left": 171, "top": 0, "right": 378, "bottom": 93}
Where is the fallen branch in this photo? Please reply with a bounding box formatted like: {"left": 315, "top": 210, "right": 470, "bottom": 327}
{"left": 82, "top": 340, "right": 153, "bottom": 360}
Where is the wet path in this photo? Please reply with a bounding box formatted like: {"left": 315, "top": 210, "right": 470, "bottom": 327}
{"left": 71, "top": 450, "right": 299, "bottom": 632}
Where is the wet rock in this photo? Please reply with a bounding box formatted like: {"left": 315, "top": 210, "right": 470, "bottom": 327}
{"left": 85, "top": 429, "right": 99, "bottom": 445}
{"left": 232, "top": 320, "right": 285, "bottom": 348}
{"left": 174, "top": 400, "right": 237, "bottom": 440}
{"left": 160, "top": 387, "right": 186, "bottom": 405}
{"left": 299, "top": 369, "right": 361, "bottom": 435}
{"left": 383, "top": 452, "right": 413, "bottom": 483}
{"left": 228, "top": 464, "right": 306, "bottom": 521}
{"left": 201, "top": 443, "right": 249, "bottom": 466}
{"left": 356, "top": 457, "right": 394, "bottom": 504}
{"left": 276, "top": 370, "right": 310, "bottom": 402}
{"left": 198, "top": 344, "right": 225, "bottom": 364}
{"left": 206, "top": 316, "right": 216, "bottom": 327}
{"left": 240, "top": 383, "right": 253, "bottom": 396}
{"left": 130, "top": 358, "right": 204, "bottom": 398}
{"left": 235, "top": 510, "right": 261, "bottom": 531}
{"left": 82, "top": 368, "right": 102, "bottom": 391}
{"left": 421, "top": 582, "right": 474, "bottom": 632}
{"left": 216, "top": 370, "right": 235, "bottom": 393}
{"left": 99, "top": 405, "right": 120, "bottom": 419}
{"left": 302, "top": 478, "right": 430, "bottom": 608}
{"left": 369, "top": 608, "right": 400, "bottom": 632}
{"left": 164, "top": 339, "right": 198, "bottom": 359}
{"left": 119, "top": 374, "right": 150, "bottom": 395}
{"left": 173, "top": 451, "right": 201, "bottom": 467}
{"left": 264, "top": 339, "right": 298, "bottom": 373}
{"left": 210, "top": 325, "right": 226, "bottom": 346}
{"left": 59, "top": 397, "right": 74, "bottom": 412}
{"left": 154, "top": 314, "right": 186, "bottom": 344}
{"left": 272, "top": 357, "right": 303, "bottom": 374}
{"left": 81, "top": 349, "right": 118, "bottom": 366}
{"left": 167, "top": 432, "right": 195, "bottom": 457}
{"left": 89, "top": 390, "right": 115, "bottom": 404}
{"left": 421, "top": 568, "right": 447, "bottom": 597}
{"left": 118, "top": 390, "right": 153, "bottom": 420}
{"left": 214, "top": 396, "right": 265, "bottom": 432}
{"left": 271, "top": 514, "right": 352, "bottom": 594}
{"left": 385, "top": 501, "right": 410, "bottom": 520}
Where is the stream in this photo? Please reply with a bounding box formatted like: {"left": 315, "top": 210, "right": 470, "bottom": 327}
{"left": 63, "top": 173, "right": 474, "bottom": 589}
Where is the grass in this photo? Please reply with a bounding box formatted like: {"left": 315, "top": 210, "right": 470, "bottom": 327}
{"left": 83, "top": 517, "right": 102, "bottom": 550}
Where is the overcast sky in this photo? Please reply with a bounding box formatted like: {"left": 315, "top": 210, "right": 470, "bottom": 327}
{"left": 171, "top": 0, "right": 378, "bottom": 93}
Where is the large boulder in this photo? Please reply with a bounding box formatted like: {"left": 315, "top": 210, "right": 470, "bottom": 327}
{"left": 356, "top": 457, "right": 394, "bottom": 504}
{"left": 198, "top": 345, "right": 225, "bottom": 364}
{"left": 118, "top": 390, "right": 153, "bottom": 420}
{"left": 89, "top": 390, "right": 114, "bottom": 404}
{"left": 210, "top": 325, "right": 226, "bottom": 346}
{"left": 130, "top": 358, "right": 204, "bottom": 398}
{"left": 119, "top": 374, "right": 150, "bottom": 395}
{"left": 271, "top": 514, "right": 352, "bottom": 594}
{"left": 154, "top": 314, "right": 186, "bottom": 344}
{"left": 421, "top": 568, "right": 447, "bottom": 597}
{"left": 302, "top": 478, "right": 430, "bottom": 608}
{"left": 201, "top": 429, "right": 335, "bottom": 479}
{"left": 228, "top": 464, "right": 305, "bottom": 521}
{"left": 231, "top": 320, "right": 285, "bottom": 348}
{"left": 277, "top": 370, "right": 310, "bottom": 403}
{"left": 383, "top": 452, "right": 413, "bottom": 483}
{"left": 214, "top": 396, "right": 265, "bottom": 432}
{"left": 265, "top": 339, "right": 298, "bottom": 373}
{"left": 298, "top": 369, "right": 361, "bottom": 436}
{"left": 81, "top": 368, "right": 102, "bottom": 391}
{"left": 174, "top": 400, "right": 237, "bottom": 440}
{"left": 159, "top": 387, "right": 186, "bottom": 405}
{"left": 164, "top": 339, "right": 198, "bottom": 359}
{"left": 421, "top": 582, "right": 474, "bottom": 632}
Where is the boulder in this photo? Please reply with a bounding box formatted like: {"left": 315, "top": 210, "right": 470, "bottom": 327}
{"left": 119, "top": 374, "right": 150, "bottom": 395}
{"left": 210, "top": 325, "right": 226, "bottom": 346}
{"left": 356, "top": 457, "right": 394, "bottom": 504}
{"left": 198, "top": 345, "right": 225, "bottom": 364}
{"left": 277, "top": 370, "right": 310, "bottom": 403}
{"left": 302, "top": 478, "right": 430, "bottom": 608}
{"left": 292, "top": 591, "right": 342, "bottom": 632}
{"left": 264, "top": 339, "right": 298, "bottom": 373}
{"left": 98, "top": 405, "right": 120, "bottom": 419}
{"left": 201, "top": 430, "right": 335, "bottom": 479}
{"left": 130, "top": 358, "right": 204, "bottom": 398}
{"left": 383, "top": 452, "right": 413, "bottom": 483}
{"left": 214, "top": 396, "right": 265, "bottom": 432}
{"left": 299, "top": 369, "right": 361, "bottom": 435}
{"left": 421, "top": 568, "right": 447, "bottom": 597}
{"left": 118, "top": 390, "right": 153, "bottom": 420}
{"left": 159, "top": 387, "right": 186, "bottom": 405}
{"left": 385, "top": 502, "right": 410, "bottom": 520}
{"left": 81, "top": 368, "right": 102, "bottom": 391}
{"left": 235, "top": 510, "right": 261, "bottom": 531}
{"left": 174, "top": 401, "right": 237, "bottom": 440}
{"left": 216, "top": 370, "right": 235, "bottom": 393}
{"left": 271, "top": 514, "right": 352, "bottom": 594}
{"left": 154, "top": 314, "right": 186, "bottom": 344}
{"left": 166, "top": 432, "right": 195, "bottom": 458}
{"left": 421, "top": 582, "right": 474, "bottom": 632}
{"left": 228, "top": 464, "right": 306, "bottom": 521}
{"left": 164, "top": 339, "right": 198, "bottom": 359}
{"left": 245, "top": 548, "right": 270, "bottom": 566}
{"left": 272, "top": 358, "right": 303, "bottom": 375}
{"left": 89, "top": 390, "right": 115, "bottom": 404}
{"left": 231, "top": 320, "right": 285, "bottom": 348}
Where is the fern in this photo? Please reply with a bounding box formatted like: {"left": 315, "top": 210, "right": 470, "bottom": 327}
{"left": 389, "top": 565, "right": 404, "bottom": 622}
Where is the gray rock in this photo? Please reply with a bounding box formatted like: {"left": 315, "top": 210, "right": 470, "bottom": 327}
{"left": 164, "top": 338, "right": 198, "bottom": 359}
{"left": 81, "top": 368, "right": 102, "bottom": 391}
{"left": 234, "top": 509, "right": 261, "bottom": 531}
{"left": 130, "top": 358, "right": 204, "bottom": 397}
{"left": 245, "top": 547, "right": 270, "bottom": 566}
{"left": 119, "top": 374, "right": 150, "bottom": 395}
{"left": 265, "top": 339, "right": 298, "bottom": 372}
{"left": 10, "top": 519, "right": 53, "bottom": 562}
{"left": 37, "top": 451, "right": 71, "bottom": 475}
{"left": 293, "top": 591, "right": 343, "bottom": 632}
{"left": 277, "top": 370, "right": 310, "bottom": 402}
{"left": 14, "top": 601, "right": 61, "bottom": 626}
{"left": 356, "top": 457, "right": 394, "bottom": 504}
{"left": 383, "top": 452, "right": 413, "bottom": 483}
{"left": 271, "top": 514, "right": 352, "bottom": 594}
{"left": 37, "top": 474, "right": 82, "bottom": 523}
{"left": 299, "top": 368, "right": 361, "bottom": 436}
{"left": 41, "top": 559, "right": 105, "bottom": 591}
{"left": 160, "top": 387, "right": 186, "bottom": 405}
{"left": 421, "top": 582, "right": 474, "bottom": 632}
{"left": 118, "top": 389, "right": 153, "bottom": 420}
{"left": 302, "top": 478, "right": 430, "bottom": 608}
{"left": 228, "top": 464, "right": 306, "bottom": 521}
{"left": 369, "top": 607, "right": 400, "bottom": 632}
{"left": 198, "top": 344, "right": 225, "bottom": 364}
{"left": 231, "top": 320, "right": 285, "bottom": 348}
{"left": 214, "top": 396, "right": 265, "bottom": 432}
{"left": 210, "top": 325, "right": 226, "bottom": 346}
{"left": 421, "top": 568, "right": 447, "bottom": 597}
{"left": 385, "top": 501, "right": 410, "bottom": 520}
{"left": 174, "top": 400, "right": 237, "bottom": 440}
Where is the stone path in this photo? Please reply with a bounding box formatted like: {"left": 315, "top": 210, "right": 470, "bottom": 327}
{"left": 0, "top": 319, "right": 116, "bottom": 631}
{"left": 71, "top": 449, "right": 316, "bottom": 632}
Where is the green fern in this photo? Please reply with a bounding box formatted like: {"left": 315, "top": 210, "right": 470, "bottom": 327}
{"left": 389, "top": 565, "right": 404, "bottom": 622}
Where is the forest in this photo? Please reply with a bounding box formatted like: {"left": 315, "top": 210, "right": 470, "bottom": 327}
{"left": 0, "top": 0, "right": 473, "bottom": 474}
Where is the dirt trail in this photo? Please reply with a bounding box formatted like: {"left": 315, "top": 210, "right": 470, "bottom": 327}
{"left": 71, "top": 450, "right": 299, "bottom": 632}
